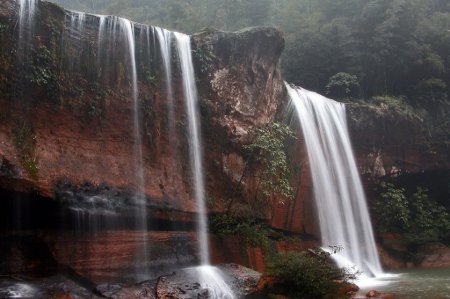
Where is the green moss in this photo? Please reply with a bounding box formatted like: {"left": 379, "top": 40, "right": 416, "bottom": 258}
{"left": 12, "top": 119, "right": 39, "bottom": 181}
{"left": 85, "top": 83, "right": 108, "bottom": 120}
{"left": 192, "top": 43, "right": 216, "bottom": 75}
{"left": 0, "top": 23, "right": 8, "bottom": 33}
{"left": 210, "top": 214, "right": 272, "bottom": 251}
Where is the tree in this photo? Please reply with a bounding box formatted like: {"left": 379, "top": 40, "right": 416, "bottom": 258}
{"left": 374, "top": 182, "right": 450, "bottom": 251}
{"left": 325, "top": 72, "right": 360, "bottom": 99}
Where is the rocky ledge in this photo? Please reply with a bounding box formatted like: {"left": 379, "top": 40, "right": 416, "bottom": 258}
{"left": 0, "top": 264, "right": 261, "bottom": 299}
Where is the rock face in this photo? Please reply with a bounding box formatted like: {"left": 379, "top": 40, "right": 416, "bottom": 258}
{"left": 347, "top": 103, "right": 450, "bottom": 268}
{"left": 0, "top": 0, "right": 290, "bottom": 284}
{"left": 347, "top": 103, "right": 449, "bottom": 179}
{"left": 0, "top": 0, "right": 286, "bottom": 217}
{"left": 418, "top": 244, "right": 450, "bottom": 268}
{"left": 1, "top": 0, "right": 448, "bottom": 290}
{"left": 192, "top": 27, "right": 284, "bottom": 142}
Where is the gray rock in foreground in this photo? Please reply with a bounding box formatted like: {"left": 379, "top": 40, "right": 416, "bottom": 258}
{"left": 96, "top": 264, "right": 262, "bottom": 299}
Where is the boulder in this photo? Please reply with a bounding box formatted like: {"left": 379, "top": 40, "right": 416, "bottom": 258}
{"left": 366, "top": 290, "right": 381, "bottom": 297}
{"left": 96, "top": 281, "right": 156, "bottom": 299}
{"left": 155, "top": 264, "right": 261, "bottom": 299}
{"left": 337, "top": 282, "right": 359, "bottom": 296}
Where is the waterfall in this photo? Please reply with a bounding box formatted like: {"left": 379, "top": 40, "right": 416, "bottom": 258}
{"left": 18, "top": 0, "right": 37, "bottom": 29}
{"left": 69, "top": 11, "right": 86, "bottom": 32}
{"left": 13, "top": 0, "right": 234, "bottom": 289}
{"left": 116, "top": 17, "right": 149, "bottom": 278}
{"left": 63, "top": 12, "right": 149, "bottom": 278}
{"left": 286, "top": 84, "right": 383, "bottom": 277}
{"left": 155, "top": 27, "right": 175, "bottom": 129}
{"left": 17, "top": 0, "right": 37, "bottom": 52}
{"left": 174, "top": 32, "right": 210, "bottom": 266}
{"left": 174, "top": 33, "right": 235, "bottom": 299}
{"left": 16, "top": 0, "right": 38, "bottom": 79}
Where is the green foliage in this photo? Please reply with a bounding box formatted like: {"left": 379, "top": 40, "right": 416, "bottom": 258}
{"left": 265, "top": 250, "right": 356, "bottom": 299}
{"left": 210, "top": 214, "right": 271, "bottom": 250}
{"left": 416, "top": 78, "right": 449, "bottom": 116}
{"left": 82, "top": 83, "right": 107, "bottom": 121}
{"left": 0, "top": 23, "right": 8, "bottom": 33}
{"left": 12, "top": 119, "right": 39, "bottom": 181}
{"left": 192, "top": 46, "right": 216, "bottom": 75}
{"left": 348, "top": 96, "right": 424, "bottom": 130}
{"left": 244, "top": 122, "right": 296, "bottom": 205}
{"left": 325, "top": 72, "right": 359, "bottom": 99}
{"left": 372, "top": 96, "right": 424, "bottom": 122}
{"left": 404, "top": 187, "right": 450, "bottom": 246}
{"left": 374, "top": 182, "right": 450, "bottom": 249}
{"left": 145, "top": 70, "right": 157, "bottom": 86}
{"left": 23, "top": 45, "right": 58, "bottom": 97}
{"left": 29, "top": 46, "right": 54, "bottom": 85}
{"left": 374, "top": 182, "right": 410, "bottom": 232}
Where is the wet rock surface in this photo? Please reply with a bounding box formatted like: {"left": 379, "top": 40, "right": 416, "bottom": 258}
{"left": 0, "top": 0, "right": 286, "bottom": 217}
{"left": 218, "top": 264, "right": 262, "bottom": 298}
{"left": 0, "top": 0, "right": 289, "bottom": 281}
{"left": 418, "top": 244, "right": 450, "bottom": 268}
{"left": 155, "top": 264, "right": 261, "bottom": 299}
{"left": 96, "top": 280, "right": 157, "bottom": 299}
{"left": 352, "top": 290, "right": 394, "bottom": 299}
{"left": 0, "top": 264, "right": 261, "bottom": 299}
{"left": 347, "top": 104, "right": 449, "bottom": 178}
{"left": 0, "top": 275, "right": 100, "bottom": 299}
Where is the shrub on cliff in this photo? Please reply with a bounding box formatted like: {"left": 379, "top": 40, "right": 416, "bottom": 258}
{"left": 210, "top": 214, "right": 271, "bottom": 251}
{"left": 243, "top": 122, "right": 296, "bottom": 205}
{"left": 374, "top": 182, "right": 450, "bottom": 254}
{"left": 223, "top": 122, "right": 296, "bottom": 220}
{"left": 265, "top": 249, "right": 356, "bottom": 299}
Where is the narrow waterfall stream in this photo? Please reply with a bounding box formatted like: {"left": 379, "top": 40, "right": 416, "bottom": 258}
{"left": 17, "top": 0, "right": 37, "bottom": 33}
{"left": 155, "top": 27, "right": 175, "bottom": 131}
{"left": 175, "top": 33, "right": 235, "bottom": 299}
{"left": 174, "top": 33, "right": 210, "bottom": 266}
{"left": 16, "top": 0, "right": 38, "bottom": 94}
{"left": 286, "top": 84, "right": 384, "bottom": 281}
{"left": 118, "top": 17, "right": 149, "bottom": 278}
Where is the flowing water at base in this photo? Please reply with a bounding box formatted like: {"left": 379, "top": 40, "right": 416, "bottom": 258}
{"left": 192, "top": 265, "right": 235, "bottom": 299}
{"left": 355, "top": 268, "right": 450, "bottom": 298}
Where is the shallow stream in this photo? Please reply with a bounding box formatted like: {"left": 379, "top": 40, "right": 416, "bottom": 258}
{"left": 356, "top": 268, "right": 450, "bottom": 298}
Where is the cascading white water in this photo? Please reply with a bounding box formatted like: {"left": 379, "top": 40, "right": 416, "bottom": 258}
{"left": 174, "top": 32, "right": 210, "bottom": 266}
{"left": 69, "top": 11, "right": 86, "bottom": 32}
{"left": 286, "top": 84, "right": 383, "bottom": 277}
{"left": 18, "top": 0, "right": 37, "bottom": 28}
{"left": 175, "top": 33, "right": 235, "bottom": 299}
{"left": 117, "top": 17, "right": 149, "bottom": 277}
{"left": 17, "top": 0, "right": 38, "bottom": 61}
{"left": 155, "top": 27, "right": 175, "bottom": 128}
{"left": 61, "top": 12, "right": 150, "bottom": 273}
